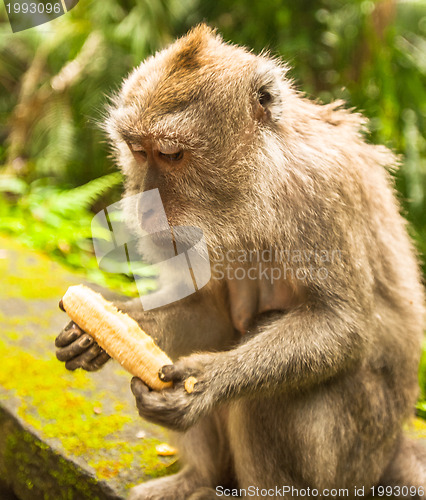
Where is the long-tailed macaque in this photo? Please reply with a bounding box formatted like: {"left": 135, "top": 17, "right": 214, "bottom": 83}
{"left": 56, "top": 25, "right": 425, "bottom": 499}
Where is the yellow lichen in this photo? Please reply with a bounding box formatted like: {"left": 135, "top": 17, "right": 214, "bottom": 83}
{"left": 0, "top": 340, "right": 176, "bottom": 480}
{"left": 0, "top": 235, "right": 177, "bottom": 484}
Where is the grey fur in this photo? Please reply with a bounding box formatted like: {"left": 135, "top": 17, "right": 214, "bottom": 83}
{"left": 56, "top": 25, "right": 425, "bottom": 499}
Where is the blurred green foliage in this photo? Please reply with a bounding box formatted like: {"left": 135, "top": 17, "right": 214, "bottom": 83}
{"left": 0, "top": 1, "right": 425, "bottom": 254}
{"left": 418, "top": 340, "right": 426, "bottom": 418}
{"left": 0, "top": 0, "right": 425, "bottom": 402}
{"left": 0, "top": 172, "right": 154, "bottom": 294}
{"left": 0, "top": 0, "right": 187, "bottom": 184}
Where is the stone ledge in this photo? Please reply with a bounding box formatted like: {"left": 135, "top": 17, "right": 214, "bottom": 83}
{"left": 0, "top": 401, "right": 122, "bottom": 500}
{"left": 0, "top": 236, "right": 177, "bottom": 499}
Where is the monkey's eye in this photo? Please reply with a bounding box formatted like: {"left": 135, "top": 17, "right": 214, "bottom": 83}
{"left": 159, "top": 151, "right": 184, "bottom": 162}
{"left": 158, "top": 144, "right": 184, "bottom": 162}
{"left": 258, "top": 88, "right": 272, "bottom": 107}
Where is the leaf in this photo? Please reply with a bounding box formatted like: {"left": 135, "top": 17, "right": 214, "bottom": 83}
{"left": 48, "top": 172, "right": 123, "bottom": 216}
{"left": 0, "top": 176, "right": 28, "bottom": 195}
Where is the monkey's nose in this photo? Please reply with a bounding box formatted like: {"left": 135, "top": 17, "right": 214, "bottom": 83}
{"left": 140, "top": 208, "right": 162, "bottom": 234}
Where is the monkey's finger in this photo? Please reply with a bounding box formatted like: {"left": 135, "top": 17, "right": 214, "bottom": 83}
{"left": 56, "top": 333, "right": 95, "bottom": 362}
{"left": 131, "top": 377, "right": 151, "bottom": 397}
{"left": 64, "top": 343, "right": 103, "bottom": 371}
{"left": 158, "top": 364, "right": 184, "bottom": 383}
{"left": 55, "top": 322, "right": 84, "bottom": 348}
{"left": 86, "top": 349, "right": 111, "bottom": 372}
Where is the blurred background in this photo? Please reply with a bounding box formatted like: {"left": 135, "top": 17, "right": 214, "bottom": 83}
{"left": 0, "top": 0, "right": 425, "bottom": 410}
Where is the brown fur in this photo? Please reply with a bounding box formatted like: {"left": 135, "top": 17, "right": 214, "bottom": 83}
{"left": 56, "top": 25, "right": 425, "bottom": 499}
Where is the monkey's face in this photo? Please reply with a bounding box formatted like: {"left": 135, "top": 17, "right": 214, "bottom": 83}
{"left": 106, "top": 25, "right": 289, "bottom": 248}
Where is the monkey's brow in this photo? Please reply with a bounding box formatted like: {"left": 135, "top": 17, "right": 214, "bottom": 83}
{"left": 119, "top": 130, "right": 192, "bottom": 149}
{"left": 119, "top": 130, "right": 145, "bottom": 144}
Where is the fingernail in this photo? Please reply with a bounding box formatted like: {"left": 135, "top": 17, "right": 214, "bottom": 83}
{"left": 59, "top": 299, "right": 65, "bottom": 312}
{"left": 80, "top": 337, "right": 92, "bottom": 347}
{"left": 64, "top": 322, "right": 75, "bottom": 332}
{"left": 67, "top": 331, "right": 79, "bottom": 343}
{"left": 159, "top": 364, "right": 177, "bottom": 382}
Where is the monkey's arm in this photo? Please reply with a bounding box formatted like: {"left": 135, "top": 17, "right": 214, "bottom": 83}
{"left": 131, "top": 302, "right": 366, "bottom": 431}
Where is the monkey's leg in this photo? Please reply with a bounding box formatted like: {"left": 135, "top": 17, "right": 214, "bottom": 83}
{"left": 187, "top": 487, "right": 221, "bottom": 499}
{"left": 379, "top": 437, "right": 426, "bottom": 499}
{"left": 228, "top": 375, "right": 411, "bottom": 500}
{"left": 129, "top": 409, "right": 233, "bottom": 500}
{"left": 128, "top": 467, "right": 202, "bottom": 500}
{"left": 228, "top": 397, "right": 311, "bottom": 500}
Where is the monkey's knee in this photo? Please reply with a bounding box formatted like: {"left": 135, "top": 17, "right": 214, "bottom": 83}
{"left": 380, "top": 437, "right": 426, "bottom": 499}
{"left": 127, "top": 482, "right": 174, "bottom": 500}
{"left": 188, "top": 487, "right": 220, "bottom": 500}
{"left": 128, "top": 467, "right": 207, "bottom": 500}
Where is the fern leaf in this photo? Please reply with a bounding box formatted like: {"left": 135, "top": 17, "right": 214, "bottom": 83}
{"left": 49, "top": 172, "right": 123, "bottom": 216}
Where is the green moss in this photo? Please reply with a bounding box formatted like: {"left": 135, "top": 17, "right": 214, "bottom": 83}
{"left": 4, "top": 429, "right": 102, "bottom": 500}
{"left": 405, "top": 417, "right": 426, "bottom": 438}
{"left": 0, "top": 236, "right": 78, "bottom": 300}
{"left": 0, "top": 341, "right": 176, "bottom": 481}
{"left": 0, "top": 234, "right": 177, "bottom": 490}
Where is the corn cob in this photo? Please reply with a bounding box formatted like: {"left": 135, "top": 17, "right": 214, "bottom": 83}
{"left": 61, "top": 284, "right": 172, "bottom": 391}
{"left": 184, "top": 376, "right": 198, "bottom": 394}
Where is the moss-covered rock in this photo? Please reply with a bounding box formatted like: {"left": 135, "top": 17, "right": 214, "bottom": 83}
{"left": 0, "top": 236, "right": 177, "bottom": 499}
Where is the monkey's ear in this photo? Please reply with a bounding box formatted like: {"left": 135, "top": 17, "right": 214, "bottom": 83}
{"left": 254, "top": 59, "right": 285, "bottom": 123}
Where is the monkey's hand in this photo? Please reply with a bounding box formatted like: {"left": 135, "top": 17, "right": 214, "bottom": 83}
{"left": 131, "top": 355, "right": 212, "bottom": 431}
{"left": 55, "top": 320, "right": 111, "bottom": 371}
{"left": 55, "top": 294, "right": 147, "bottom": 372}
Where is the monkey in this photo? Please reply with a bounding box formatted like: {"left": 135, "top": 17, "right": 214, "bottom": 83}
{"left": 55, "top": 24, "right": 426, "bottom": 500}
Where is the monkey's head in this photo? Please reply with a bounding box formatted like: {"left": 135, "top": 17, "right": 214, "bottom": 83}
{"left": 106, "top": 24, "right": 296, "bottom": 249}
